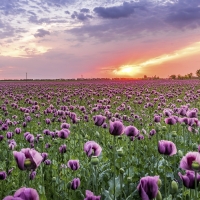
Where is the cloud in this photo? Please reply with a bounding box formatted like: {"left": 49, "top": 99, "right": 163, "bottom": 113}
{"left": 80, "top": 8, "right": 90, "bottom": 13}
{"left": 29, "top": 15, "right": 66, "bottom": 24}
{"left": 41, "top": 0, "right": 77, "bottom": 7}
{"left": 65, "top": 10, "right": 70, "bottom": 14}
{"left": 93, "top": 2, "right": 135, "bottom": 19}
{"left": 34, "top": 29, "right": 50, "bottom": 38}
{"left": 71, "top": 11, "right": 92, "bottom": 21}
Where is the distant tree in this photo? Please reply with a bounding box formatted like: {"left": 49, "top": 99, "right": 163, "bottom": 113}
{"left": 177, "top": 74, "right": 182, "bottom": 79}
{"left": 144, "top": 75, "right": 147, "bottom": 79}
{"left": 188, "top": 73, "right": 193, "bottom": 79}
{"left": 169, "top": 75, "right": 176, "bottom": 79}
{"left": 196, "top": 69, "right": 200, "bottom": 78}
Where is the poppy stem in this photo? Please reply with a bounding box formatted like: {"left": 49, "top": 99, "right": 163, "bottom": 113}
{"left": 113, "top": 136, "right": 116, "bottom": 200}
{"left": 195, "top": 170, "right": 197, "bottom": 199}
{"left": 164, "top": 157, "right": 167, "bottom": 198}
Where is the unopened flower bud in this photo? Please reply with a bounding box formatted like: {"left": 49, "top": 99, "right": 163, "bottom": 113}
{"left": 178, "top": 150, "right": 183, "bottom": 157}
{"left": 52, "top": 177, "right": 56, "bottom": 182}
{"left": 156, "top": 190, "right": 162, "bottom": 200}
{"left": 95, "top": 132, "right": 100, "bottom": 138}
{"left": 157, "top": 179, "right": 162, "bottom": 188}
{"left": 171, "top": 180, "right": 178, "bottom": 194}
{"left": 117, "top": 148, "right": 124, "bottom": 157}
{"left": 39, "top": 136, "right": 44, "bottom": 141}
{"left": 119, "top": 168, "right": 124, "bottom": 174}
{"left": 192, "top": 143, "right": 198, "bottom": 151}
{"left": 162, "top": 126, "right": 167, "bottom": 132}
{"left": 171, "top": 131, "right": 177, "bottom": 137}
{"left": 127, "top": 177, "right": 132, "bottom": 183}
{"left": 91, "top": 156, "right": 99, "bottom": 165}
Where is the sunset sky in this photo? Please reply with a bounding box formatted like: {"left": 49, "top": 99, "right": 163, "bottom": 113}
{"left": 1, "top": 0, "right": 200, "bottom": 79}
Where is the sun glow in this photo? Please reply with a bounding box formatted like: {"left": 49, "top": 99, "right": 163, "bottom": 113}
{"left": 113, "top": 41, "right": 200, "bottom": 76}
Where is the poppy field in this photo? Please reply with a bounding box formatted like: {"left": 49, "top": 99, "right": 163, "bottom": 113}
{"left": 1, "top": 79, "right": 200, "bottom": 200}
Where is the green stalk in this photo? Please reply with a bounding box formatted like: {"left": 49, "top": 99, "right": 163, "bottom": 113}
{"left": 113, "top": 136, "right": 116, "bottom": 200}
{"left": 195, "top": 171, "right": 198, "bottom": 199}
{"left": 120, "top": 157, "right": 123, "bottom": 200}
{"left": 164, "top": 157, "right": 167, "bottom": 198}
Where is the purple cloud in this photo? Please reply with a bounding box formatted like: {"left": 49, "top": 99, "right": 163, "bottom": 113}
{"left": 34, "top": 29, "right": 50, "bottom": 38}
{"left": 93, "top": 2, "right": 135, "bottom": 19}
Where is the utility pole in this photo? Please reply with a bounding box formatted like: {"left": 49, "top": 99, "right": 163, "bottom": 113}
{"left": 26, "top": 72, "right": 27, "bottom": 81}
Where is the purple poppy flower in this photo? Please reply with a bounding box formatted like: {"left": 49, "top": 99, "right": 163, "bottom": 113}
{"left": 102, "top": 123, "right": 107, "bottom": 129}
{"left": 8, "top": 139, "right": 17, "bottom": 150}
{"left": 137, "top": 176, "right": 159, "bottom": 200}
{"left": 84, "top": 141, "right": 102, "bottom": 157}
{"left": 186, "top": 110, "right": 198, "bottom": 118}
{"left": 164, "top": 117, "right": 176, "bottom": 125}
{"left": 41, "top": 153, "right": 48, "bottom": 162}
{"left": 154, "top": 115, "right": 161, "bottom": 123}
{"left": 61, "top": 123, "right": 70, "bottom": 129}
{"left": 30, "top": 171, "right": 36, "bottom": 180}
{"left": 44, "top": 159, "right": 51, "bottom": 165}
{"left": 93, "top": 115, "right": 106, "bottom": 126}
{"left": 6, "top": 132, "right": 14, "bottom": 139}
{"left": 15, "top": 128, "right": 21, "bottom": 134}
{"left": 45, "top": 118, "right": 51, "bottom": 125}
{"left": 109, "top": 121, "right": 124, "bottom": 136}
{"left": 179, "top": 171, "right": 200, "bottom": 189}
{"left": 3, "top": 187, "right": 39, "bottom": 200}
{"left": 58, "top": 129, "right": 70, "bottom": 139}
{"left": 180, "top": 152, "right": 200, "bottom": 171}
{"left": 45, "top": 143, "right": 51, "bottom": 149}
{"left": 149, "top": 129, "right": 156, "bottom": 136}
{"left": 67, "top": 160, "right": 80, "bottom": 171}
{"left": 158, "top": 140, "right": 177, "bottom": 156}
{"left": 24, "top": 133, "right": 34, "bottom": 143}
{"left": 71, "top": 178, "right": 80, "bottom": 190}
{"left": 1, "top": 123, "right": 8, "bottom": 131}
{"left": 84, "top": 190, "right": 101, "bottom": 200}
{"left": 22, "top": 122, "right": 27, "bottom": 127}
{"left": 138, "top": 134, "right": 144, "bottom": 140}
{"left": 43, "top": 129, "right": 50, "bottom": 135}
{"left": 0, "top": 171, "right": 7, "bottom": 180}
{"left": 0, "top": 135, "right": 4, "bottom": 141}
{"left": 13, "top": 148, "right": 43, "bottom": 171}
{"left": 59, "top": 144, "right": 67, "bottom": 154}
{"left": 124, "top": 125, "right": 139, "bottom": 137}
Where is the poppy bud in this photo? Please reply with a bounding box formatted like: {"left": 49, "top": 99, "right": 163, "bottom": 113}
{"left": 38, "top": 136, "right": 44, "bottom": 141}
{"left": 127, "top": 177, "right": 132, "bottom": 183}
{"left": 119, "top": 168, "right": 124, "bottom": 174}
{"left": 171, "top": 131, "right": 177, "bottom": 138}
{"left": 157, "top": 179, "right": 162, "bottom": 187}
{"left": 91, "top": 156, "right": 99, "bottom": 165}
{"left": 162, "top": 126, "right": 167, "bottom": 132}
{"left": 95, "top": 131, "right": 100, "bottom": 138}
{"left": 192, "top": 143, "right": 198, "bottom": 151}
{"left": 52, "top": 177, "right": 56, "bottom": 182}
{"left": 156, "top": 190, "right": 162, "bottom": 200}
{"left": 171, "top": 180, "right": 178, "bottom": 194}
{"left": 178, "top": 150, "right": 183, "bottom": 157}
{"left": 117, "top": 148, "right": 124, "bottom": 157}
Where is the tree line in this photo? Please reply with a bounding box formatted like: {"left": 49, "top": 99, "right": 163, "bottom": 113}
{"left": 169, "top": 70, "right": 200, "bottom": 79}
